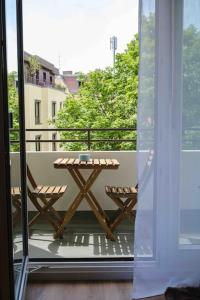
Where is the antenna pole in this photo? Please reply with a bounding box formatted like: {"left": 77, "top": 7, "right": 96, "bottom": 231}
{"left": 110, "top": 36, "right": 117, "bottom": 73}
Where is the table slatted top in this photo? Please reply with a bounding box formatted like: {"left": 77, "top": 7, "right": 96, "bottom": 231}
{"left": 54, "top": 158, "right": 120, "bottom": 169}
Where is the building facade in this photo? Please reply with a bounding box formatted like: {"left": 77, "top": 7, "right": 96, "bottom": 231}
{"left": 24, "top": 52, "right": 68, "bottom": 151}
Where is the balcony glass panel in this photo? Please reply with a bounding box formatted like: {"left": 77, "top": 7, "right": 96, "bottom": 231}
{"left": 179, "top": 0, "right": 200, "bottom": 247}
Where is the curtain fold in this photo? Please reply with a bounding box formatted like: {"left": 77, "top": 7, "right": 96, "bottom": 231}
{"left": 133, "top": 0, "right": 200, "bottom": 298}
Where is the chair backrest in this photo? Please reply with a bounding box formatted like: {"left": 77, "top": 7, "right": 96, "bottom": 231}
{"left": 27, "top": 164, "right": 37, "bottom": 190}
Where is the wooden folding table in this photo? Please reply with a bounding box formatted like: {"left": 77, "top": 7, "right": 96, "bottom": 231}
{"left": 53, "top": 158, "right": 120, "bottom": 240}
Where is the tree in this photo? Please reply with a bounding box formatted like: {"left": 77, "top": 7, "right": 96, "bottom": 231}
{"left": 55, "top": 34, "right": 139, "bottom": 151}
{"left": 138, "top": 16, "right": 200, "bottom": 150}
{"left": 8, "top": 72, "right": 20, "bottom": 151}
{"left": 27, "top": 55, "right": 40, "bottom": 79}
{"left": 182, "top": 25, "right": 200, "bottom": 149}
{"left": 138, "top": 13, "right": 156, "bottom": 150}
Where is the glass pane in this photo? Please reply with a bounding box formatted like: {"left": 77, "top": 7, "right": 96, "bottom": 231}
{"left": 6, "top": 0, "right": 23, "bottom": 290}
{"left": 180, "top": 0, "right": 200, "bottom": 246}
{"left": 134, "top": 0, "right": 155, "bottom": 259}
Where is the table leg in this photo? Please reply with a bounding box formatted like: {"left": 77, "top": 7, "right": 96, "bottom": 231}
{"left": 54, "top": 191, "right": 83, "bottom": 239}
{"left": 54, "top": 168, "right": 102, "bottom": 239}
{"left": 74, "top": 169, "right": 110, "bottom": 222}
{"left": 73, "top": 169, "right": 116, "bottom": 241}
{"left": 84, "top": 195, "right": 116, "bottom": 241}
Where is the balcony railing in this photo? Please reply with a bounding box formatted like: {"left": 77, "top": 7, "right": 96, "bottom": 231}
{"left": 11, "top": 126, "right": 200, "bottom": 150}
{"left": 10, "top": 127, "right": 137, "bottom": 150}
{"left": 25, "top": 77, "right": 66, "bottom": 92}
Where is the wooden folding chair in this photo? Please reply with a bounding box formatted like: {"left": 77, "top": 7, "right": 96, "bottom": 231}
{"left": 105, "top": 150, "right": 154, "bottom": 233}
{"left": 105, "top": 186, "right": 137, "bottom": 232}
{"left": 27, "top": 165, "right": 67, "bottom": 232}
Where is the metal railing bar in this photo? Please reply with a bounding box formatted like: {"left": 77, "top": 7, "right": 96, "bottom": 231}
{"left": 10, "top": 127, "right": 136, "bottom": 132}
{"left": 11, "top": 139, "right": 137, "bottom": 144}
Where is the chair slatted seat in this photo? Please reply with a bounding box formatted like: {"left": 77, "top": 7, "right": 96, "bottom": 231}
{"left": 105, "top": 150, "right": 154, "bottom": 234}
{"left": 12, "top": 187, "right": 21, "bottom": 198}
{"left": 31, "top": 185, "right": 66, "bottom": 197}
{"left": 106, "top": 186, "right": 137, "bottom": 198}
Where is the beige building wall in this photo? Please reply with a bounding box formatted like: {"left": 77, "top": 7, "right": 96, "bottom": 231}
{"left": 25, "top": 83, "right": 67, "bottom": 151}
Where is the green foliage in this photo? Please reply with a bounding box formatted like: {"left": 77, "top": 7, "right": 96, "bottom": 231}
{"left": 7, "top": 15, "right": 200, "bottom": 152}
{"left": 55, "top": 83, "right": 66, "bottom": 92}
{"left": 75, "top": 71, "right": 86, "bottom": 83}
{"left": 138, "top": 13, "right": 155, "bottom": 150}
{"left": 8, "top": 72, "right": 20, "bottom": 152}
{"left": 55, "top": 35, "right": 139, "bottom": 151}
{"left": 182, "top": 25, "right": 200, "bottom": 149}
{"left": 27, "top": 55, "right": 40, "bottom": 78}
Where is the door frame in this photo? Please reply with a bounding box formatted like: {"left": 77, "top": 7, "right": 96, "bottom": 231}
{"left": 0, "top": 0, "right": 16, "bottom": 298}
{"left": 16, "top": 0, "right": 29, "bottom": 298}
{"left": 0, "top": 0, "right": 29, "bottom": 298}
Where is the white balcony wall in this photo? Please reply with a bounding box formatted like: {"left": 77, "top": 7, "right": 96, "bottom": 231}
{"left": 11, "top": 151, "right": 136, "bottom": 211}
{"left": 10, "top": 151, "right": 200, "bottom": 212}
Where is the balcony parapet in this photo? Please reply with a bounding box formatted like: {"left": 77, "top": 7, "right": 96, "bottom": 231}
{"left": 25, "top": 77, "right": 66, "bottom": 92}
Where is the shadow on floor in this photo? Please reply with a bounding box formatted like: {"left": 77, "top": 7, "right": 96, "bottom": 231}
{"left": 14, "top": 211, "right": 134, "bottom": 259}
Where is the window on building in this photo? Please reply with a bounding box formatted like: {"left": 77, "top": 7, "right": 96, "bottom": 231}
{"left": 60, "top": 102, "right": 63, "bottom": 110}
{"left": 43, "top": 72, "right": 46, "bottom": 84}
{"left": 52, "top": 133, "right": 57, "bottom": 151}
{"left": 52, "top": 101, "right": 56, "bottom": 122}
{"left": 50, "top": 76, "right": 53, "bottom": 85}
{"left": 35, "top": 135, "right": 41, "bottom": 151}
{"left": 35, "top": 100, "right": 41, "bottom": 124}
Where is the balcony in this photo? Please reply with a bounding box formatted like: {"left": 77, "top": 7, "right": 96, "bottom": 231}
{"left": 11, "top": 128, "right": 137, "bottom": 260}
{"left": 12, "top": 149, "right": 200, "bottom": 261}
{"left": 11, "top": 151, "right": 135, "bottom": 259}
{"left": 11, "top": 127, "right": 200, "bottom": 261}
{"left": 25, "top": 76, "right": 66, "bottom": 92}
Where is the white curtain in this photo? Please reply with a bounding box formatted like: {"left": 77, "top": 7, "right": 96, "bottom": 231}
{"left": 133, "top": 0, "right": 200, "bottom": 298}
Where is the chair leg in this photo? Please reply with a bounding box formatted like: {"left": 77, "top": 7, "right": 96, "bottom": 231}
{"left": 109, "top": 198, "right": 132, "bottom": 222}
{"left": 40, "top": 197, "right": 62, "bottom": 223}
{"left": 109, "top": 195, "right": 137, "bottom": 231}
{"left": 12, "top": 209, "right": 21, "bottom": 225}
{"left": 12, "top": 198, "right": 21, "bottom": 226}
{"left": 28, "top": 211, "right": 41, "bottom": 227}
{"left": 28, "top": 192, "right": 60, "bottom": 231}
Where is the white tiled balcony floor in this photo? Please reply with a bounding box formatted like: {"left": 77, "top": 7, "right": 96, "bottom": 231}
{"left": 14, "top": 211, "right": 134, "bottom": 259}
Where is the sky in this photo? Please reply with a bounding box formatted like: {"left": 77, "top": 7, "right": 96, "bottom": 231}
{"left": 7, "top": 0, "right": 138, "bottom": 73}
